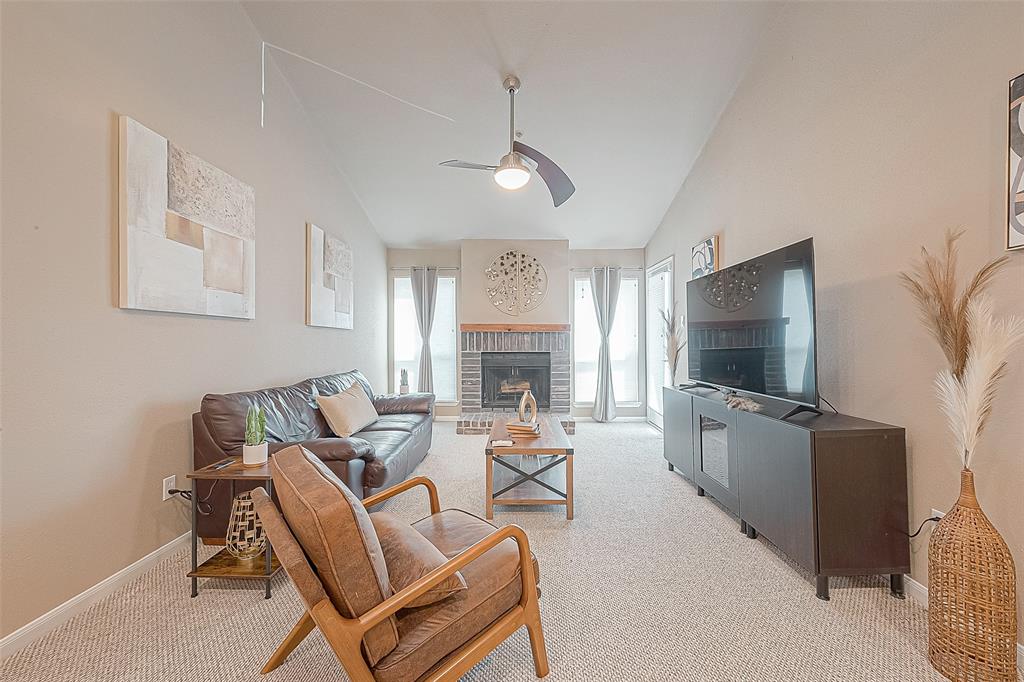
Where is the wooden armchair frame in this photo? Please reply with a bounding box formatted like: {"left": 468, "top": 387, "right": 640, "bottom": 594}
{"left": 252, "top": 476, "right": 549, "bottom": 682}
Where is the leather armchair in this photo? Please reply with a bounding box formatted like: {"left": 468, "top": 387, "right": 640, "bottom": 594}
{"left": 251, "top": 446, "right": 550, "bottom": 682}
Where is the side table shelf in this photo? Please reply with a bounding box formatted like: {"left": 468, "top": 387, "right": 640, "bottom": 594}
{"left": 186, "top": 456, "right": 277, "bottom": 598}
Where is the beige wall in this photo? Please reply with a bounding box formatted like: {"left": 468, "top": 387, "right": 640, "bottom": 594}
{"left": 460, "top": 239, "right": 570, "bottom": 324}
{"left": 645, "top": 1, "right": 1024, "bottom": 640}
{"left": 0, "top": 2, "right": 388, "bottom": 636}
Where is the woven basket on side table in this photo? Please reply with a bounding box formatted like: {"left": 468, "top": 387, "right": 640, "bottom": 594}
{"left": 928, "top": 468, "right": 1018, "bottom": 682}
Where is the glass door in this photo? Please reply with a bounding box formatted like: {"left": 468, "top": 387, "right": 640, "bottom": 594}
{"left": 646, "top": 257, "right": 673, "bottom": 428}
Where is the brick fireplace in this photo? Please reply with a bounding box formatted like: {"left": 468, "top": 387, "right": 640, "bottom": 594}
{"left": 457, "top": 324, "right": 574, "bottom": 434}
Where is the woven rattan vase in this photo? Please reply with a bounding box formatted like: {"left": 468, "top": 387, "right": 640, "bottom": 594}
{"left": 928, "top": 469, "right": 1018, "bottom": 681}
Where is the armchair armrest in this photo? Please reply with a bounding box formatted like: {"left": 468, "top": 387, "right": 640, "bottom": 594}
{"left": 373, "top": 392, "right": 435, "bottom": 415}
{"left": 361, "top": 476, "right": 439, "bottom": 514}
{"left": 356, "top": 523, "right": 537, "bottom": 632}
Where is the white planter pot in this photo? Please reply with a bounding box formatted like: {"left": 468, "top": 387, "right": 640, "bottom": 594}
{"left": 399, "top": 385, "right": 410, "bottom": 395}
{"left": 243, "top": 442, "right": 268, "bottom": 468}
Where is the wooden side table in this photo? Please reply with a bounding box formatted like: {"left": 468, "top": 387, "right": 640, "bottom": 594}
{"left": 186, "top": 457, "right": 280, "bottom": 598}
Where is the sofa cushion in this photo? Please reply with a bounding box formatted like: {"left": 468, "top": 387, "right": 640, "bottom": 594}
{"left": 201, "top": 379, "right": 325, "bottom": 452}
{"left": 308, "top": 370, "right": 375, "bottom": 401}
{"left": 369, "top": 511, "right": 467, "bottom": 608}
{"left": 317, "top": 382, "right": 379, "bottom": 437}
{"left": 353, "top": 430, "right": 414, "bottom": 489}
{"left": 372, "top": 510, "right": 539, "bottom": 682}
{"left": 270, "top": 445, "right": 398, "bottom": 666}
{"left": 358, "top": 414, "right": 431, "bottom": 434}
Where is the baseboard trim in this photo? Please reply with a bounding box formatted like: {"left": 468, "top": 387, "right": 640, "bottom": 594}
{"left": 434, "top": 415, "right": 458, "bottom": 422}
{"left": 905, "top": 575, "right": 1024, "bottom": 672}
{"left": 0, "top": 531, "right": 190, "bottom": 660}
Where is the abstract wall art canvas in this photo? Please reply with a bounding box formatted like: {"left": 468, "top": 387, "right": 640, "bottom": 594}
{"left": 118, "top": 116, "right": 255, "bottom": 317}
{"left": 691, "top": 235, "right": 719, "bottom": 279}
{"left": 1008, "top": 73, "right": 1023, "bottom": 251}
{"left": 306, "top": 223, "right": 353, "bottom": 329}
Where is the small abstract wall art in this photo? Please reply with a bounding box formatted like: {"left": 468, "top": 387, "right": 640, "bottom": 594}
{"left": 691, "top": 235, "right": 719, "bottom": 278}
{"left": 118, "top": 116, "right": 255, "bottom": 318}
{"left": 1008, "top": 73, "right": 1023, "bottom": 251}
{"left": 306, "top": 223, "right": 354, "bottom": 329}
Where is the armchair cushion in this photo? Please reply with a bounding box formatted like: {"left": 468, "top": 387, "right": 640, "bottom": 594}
{"left": 371, "top": 510, "right": 540, "bottom": 682}
{"left": 373, "top": 392, "right": 435, "bottom": 415}
{"left": 270, "top": 445, "right": 399, "bottom": 666}
{"left": 369, "top": 511, "right": 468, "bottom": 608}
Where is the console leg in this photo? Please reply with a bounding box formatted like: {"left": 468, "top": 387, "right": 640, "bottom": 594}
{"left": 745, "top": 524, "right": 757, "bottom": 540}
{"left": 816, "top": 575, "right": 830, "bottom": 601}
{"left": 740, "top": 520, "right": 748, "bottom": 534}
{"left": 890, "top": 574, "right": 906, "bottom": 599}
{"left": 696, "top": 487, "right": 705, "bottom": 497}
{"left": 667, "top": 462, "right": 674, "bottom": 472}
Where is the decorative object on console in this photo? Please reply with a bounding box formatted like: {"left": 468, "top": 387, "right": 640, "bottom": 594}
{"left": 399, "top": 368, "right": 410, "bottom": 394}
{"left": 691, "top": 234, "right": 719, "bottom": 278}
{"left": 485, "top": 249, "right": 548, "bottom": 316}
{"left": 1008, "top": 72, "right": 1023, "bottom": 251}
{"left": 518, "top": 389, "right": 538, "bottom": 423}
{"left": 226, "top": 492, "right": 267, "bottom": 560}
{"left": 901, "top": 229, "right": 1020, "bottom": 682}
{"left": 723, "top": 393, "right": 762, "bottom": 412}
{"left": 660, "top": 301, "right": 687, "bottom": 385}
{"left": 243, "top": 406, "right": 268, "bottom": 467}
{"left": 118, "top": 116, "right": 255, "bottom": 318}
{"left": 306, "top": 223, "right": 353, "bottom": 329}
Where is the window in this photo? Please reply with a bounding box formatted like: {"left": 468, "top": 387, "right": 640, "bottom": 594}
{"left": 646, "top": 258, "right": 673, "bottom": 424}
{"left": 393, "top": 274, "right": 458, "bottom": 402}
{"left": 572, "top": 275, "right": 640, "bottom": 405}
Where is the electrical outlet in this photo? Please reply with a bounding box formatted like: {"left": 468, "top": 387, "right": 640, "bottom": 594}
{"left": 162, "top": 475, "right": 177, "bottom": 502}
{"left": 931, "top": 508, "right": 946, "bottom": 519}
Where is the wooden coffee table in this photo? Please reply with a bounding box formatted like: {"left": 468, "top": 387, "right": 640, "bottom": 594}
{"left": 485, "top": 414, "right": 574, "bottom": 520}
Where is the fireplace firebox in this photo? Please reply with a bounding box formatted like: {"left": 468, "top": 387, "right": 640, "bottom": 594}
{"left": 481, "top": 352, "right": 551, "bottom": 410}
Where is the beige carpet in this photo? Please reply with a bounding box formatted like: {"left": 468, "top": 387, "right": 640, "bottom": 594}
{"left": 1, "top": 422, "right": 976, "bottom": 681}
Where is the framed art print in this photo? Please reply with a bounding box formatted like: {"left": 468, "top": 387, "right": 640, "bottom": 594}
{"left": 1008, "top": 73, "right": 1023, "bottom": 251}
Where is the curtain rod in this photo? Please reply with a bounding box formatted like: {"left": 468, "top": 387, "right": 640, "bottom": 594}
{"left": 569, "top": 267, "right": 644, "bottom": 273}
{"left": 389, "top": 266, "right": 460, "bottom": 271}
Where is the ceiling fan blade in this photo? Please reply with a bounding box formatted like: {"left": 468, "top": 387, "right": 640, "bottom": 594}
{"left": 513, "top": 142, "right": 575, "bottom": 207}
{"left": 439, "top": 160, "right": 497, "bottom": 171}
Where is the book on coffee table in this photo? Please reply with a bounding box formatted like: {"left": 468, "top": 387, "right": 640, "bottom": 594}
{"left": 505, "top": 421, "right": 541, "bottom": 436}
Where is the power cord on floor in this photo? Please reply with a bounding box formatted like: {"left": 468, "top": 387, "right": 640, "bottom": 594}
{"left": 908, "top": 516, "right": 942, "bottom": 538}
{"left": 819, "top": 394, "right": 839, "bottom": 414}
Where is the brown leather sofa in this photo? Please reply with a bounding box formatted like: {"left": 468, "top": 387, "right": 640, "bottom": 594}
{"left": 192, "top": 370, "right": 434, "bottom": 540}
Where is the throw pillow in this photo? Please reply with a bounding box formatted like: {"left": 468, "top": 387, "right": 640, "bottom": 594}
{"left": 317, "top": 383, "right": 379, "bottom": 437}
{"left": 370, "top": 511, "right": 468, "bottom": 608}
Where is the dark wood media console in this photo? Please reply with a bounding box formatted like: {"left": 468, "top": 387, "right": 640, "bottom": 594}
{"left": 663, "top": 386, "right": 910, "bottom": 600}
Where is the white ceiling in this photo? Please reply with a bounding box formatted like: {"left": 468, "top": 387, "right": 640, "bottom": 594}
{"left": 244, "top": 2, "right": 776, "bottom": 248}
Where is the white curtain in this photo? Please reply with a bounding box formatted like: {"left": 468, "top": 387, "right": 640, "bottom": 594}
{"left": 589, "top": 266, "right": 621, "bottom": 422}
{"left": 410, "top": 267, "right": 438, "bottom": 393}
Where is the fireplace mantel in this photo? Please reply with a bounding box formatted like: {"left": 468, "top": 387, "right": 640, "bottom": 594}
{"left": 460, "top": 323, "right": 570, "bottom": 333}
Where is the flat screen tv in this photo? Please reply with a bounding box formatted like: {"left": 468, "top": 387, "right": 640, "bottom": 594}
{"left": 685, "top": 238, "right": 817, "bottom": 407}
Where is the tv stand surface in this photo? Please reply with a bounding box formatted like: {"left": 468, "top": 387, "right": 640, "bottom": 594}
{"left": 662, "top": 386, "right": 910, "bottom": 601}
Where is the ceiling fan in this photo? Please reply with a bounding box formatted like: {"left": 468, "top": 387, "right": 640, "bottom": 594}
{"left": 439, "top": 76, "right": 575, "bottom": 207}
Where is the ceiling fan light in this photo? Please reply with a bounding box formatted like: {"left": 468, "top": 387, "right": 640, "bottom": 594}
{"left": 493, "top": 153, "right": 531, "bottom": 190}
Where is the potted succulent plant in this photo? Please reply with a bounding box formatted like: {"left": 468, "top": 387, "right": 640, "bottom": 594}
{"left": 242, "top": 405, "right": 268, "bottom": 468}
{"left": 399, "top": 368, "right": 410, "bottom": 395}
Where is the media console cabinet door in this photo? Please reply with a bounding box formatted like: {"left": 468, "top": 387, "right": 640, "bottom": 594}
{"left": 663, "top": 387, "right": 694, "bottom": 479}
{"left": 736, "top": 416, "right": 816, "bottom": 571}
{"left": 691, "top": 397, "right": 740, "bottom": 513}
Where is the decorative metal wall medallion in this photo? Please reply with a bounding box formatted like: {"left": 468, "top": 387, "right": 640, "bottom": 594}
{"left": 700, "top": 262, "right": 764, "bottom": 312}
{"left": 485, "top": 250, "right": 547, "bottom": 316}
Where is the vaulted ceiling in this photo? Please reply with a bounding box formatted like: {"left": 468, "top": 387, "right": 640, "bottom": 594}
{"left": 244, "top": 2, "right": 776, "bottom": 248}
